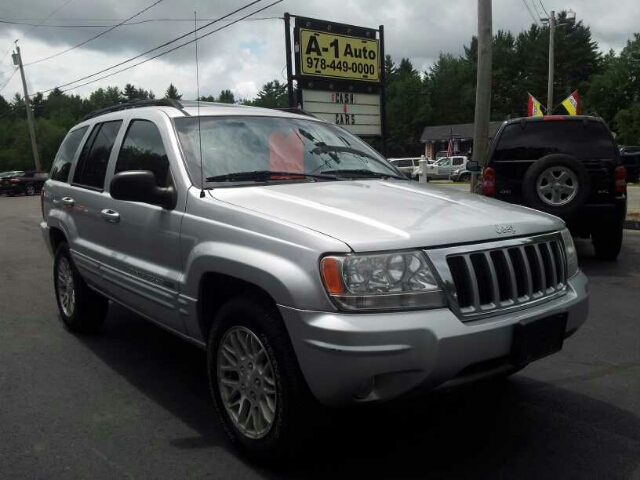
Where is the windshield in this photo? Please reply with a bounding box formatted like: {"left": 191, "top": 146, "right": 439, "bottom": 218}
{"left": 174, "top": 116, "right": 400, "bottom": 186}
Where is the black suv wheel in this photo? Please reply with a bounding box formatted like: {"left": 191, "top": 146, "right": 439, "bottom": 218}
{"left": 522, "top": 154, "right": 590, "bottom": 216}
{"left": 592, "top": 219, "right": 624, "bottom": 260}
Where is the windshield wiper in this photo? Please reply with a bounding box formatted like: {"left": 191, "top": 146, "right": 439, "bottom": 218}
{"left": 206, "top": 170, "right": 338, "bottom": 183}
{"left": 321, "top": 169, "right": 407, "bottom": 180}
{"left": 311, "top": 144, "right": 378, "bottom": 162}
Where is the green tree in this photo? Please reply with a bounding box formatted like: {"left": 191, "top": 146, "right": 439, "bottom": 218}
{"left": 164, "top": 83, "right": 182, "bottom": 100}
{"left": 614, "top": 104, "right": 640, "bottom": 144}
{"left": 248, "top": 80, "right": 288, "bottom": 108}
{"left": 218, "top": 89, "right": 235, "bottom": 104}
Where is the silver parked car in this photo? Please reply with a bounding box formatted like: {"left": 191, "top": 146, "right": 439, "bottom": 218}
{"left": 40, "top": 100, "right": 588, "bottom": 459}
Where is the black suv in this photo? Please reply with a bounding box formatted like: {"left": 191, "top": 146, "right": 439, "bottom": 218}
{"left": 482, "top": 116, "right": 627, "bottom": 260}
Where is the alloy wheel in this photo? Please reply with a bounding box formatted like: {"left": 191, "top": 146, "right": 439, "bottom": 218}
{"left": 56, "top": 256, "right": 75, "bottom": 317}
{"left": 536, "top": 166, "right": 579, "bottom": 206}
{"left": 217, "top": 326, "right": 277, "bottom": 439}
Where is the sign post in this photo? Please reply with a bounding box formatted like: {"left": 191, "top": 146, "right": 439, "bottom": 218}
{"left": 284, "top": 14, "right": 385, "bottom": 152}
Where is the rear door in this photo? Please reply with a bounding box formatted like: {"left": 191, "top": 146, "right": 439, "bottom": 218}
{"left": 98, "top": 111, "right": 185, "bottom": 333}
{"left": 65, "top": 119, "right": 124, "bottom": 288}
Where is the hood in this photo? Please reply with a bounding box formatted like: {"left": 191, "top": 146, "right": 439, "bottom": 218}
{"left": 210, "top": 180, "right": 564, "bottom": 252}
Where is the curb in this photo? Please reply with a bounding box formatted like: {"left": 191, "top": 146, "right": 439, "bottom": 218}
{"left": 624, "top": 220, "right": 640, "bottom": 230}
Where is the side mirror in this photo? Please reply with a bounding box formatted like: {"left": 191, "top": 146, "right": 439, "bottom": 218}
{"left": 110, "top": 170, "right": 176, "bottom": 210}
{"left": 466, "top": 161, "right": 481, "bottom": 172}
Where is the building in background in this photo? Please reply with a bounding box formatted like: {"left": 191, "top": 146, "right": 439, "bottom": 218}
{"left": 420, "top": 121, "right": 503, "bottom": 159}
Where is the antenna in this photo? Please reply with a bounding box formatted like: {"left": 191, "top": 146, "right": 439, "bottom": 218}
{"left": 195, "top": 11, "right": 205, "bottom": 198}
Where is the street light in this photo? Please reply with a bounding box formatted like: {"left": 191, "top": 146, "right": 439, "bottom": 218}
{"left": 541, "top": 10, "right": 577, "bottom": 112}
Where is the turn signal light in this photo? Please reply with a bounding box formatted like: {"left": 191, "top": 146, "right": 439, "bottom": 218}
{"left": 482, "top": 167, "right": 496, "bottom": 196}
{"left": 614, "top": 166, "right": 627, "bottom": 195}
{"left": 320, "top": 257, "right": 344, "bottom": 295}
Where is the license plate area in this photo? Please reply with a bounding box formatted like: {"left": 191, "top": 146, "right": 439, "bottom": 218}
{"left": 510, "top": 313, "right": 568, "bottom": 366}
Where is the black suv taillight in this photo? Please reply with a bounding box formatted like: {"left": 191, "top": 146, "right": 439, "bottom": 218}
{"left": 614, "top": 166, "right": 627, "bottom": 195}
{"left": 41, "top": 186, "right": 46, "bottom": 220}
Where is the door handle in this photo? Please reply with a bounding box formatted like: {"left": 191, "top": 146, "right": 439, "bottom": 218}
{"left": 61, "top": 197, "right": 74, "bottom": 207}
{"left": 100, "top": 209, "right": 120, "bottom": 223}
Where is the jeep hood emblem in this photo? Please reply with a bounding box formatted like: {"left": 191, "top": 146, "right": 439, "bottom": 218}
{"left": 495, "top": 224, "right": 516, "bottom": 235}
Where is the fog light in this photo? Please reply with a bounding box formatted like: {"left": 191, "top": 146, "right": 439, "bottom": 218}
{"left": 353, "top": 376, "right": 375, "bottom": 400}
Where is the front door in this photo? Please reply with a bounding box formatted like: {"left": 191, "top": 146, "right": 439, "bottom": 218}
{"left": 98, "top": 113, "right": 185, "bottom": 334}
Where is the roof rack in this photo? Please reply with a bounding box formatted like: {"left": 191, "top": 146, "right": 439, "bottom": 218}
{"left": 271, "top": 107, "right": 316, "bottom": 118}
{"left": 81, "top": 99, "right": 187, "bottom": 121}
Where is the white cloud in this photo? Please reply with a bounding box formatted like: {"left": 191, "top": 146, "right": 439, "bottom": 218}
{"left": 0, "top": 0, "right": 637, "bottom": 101}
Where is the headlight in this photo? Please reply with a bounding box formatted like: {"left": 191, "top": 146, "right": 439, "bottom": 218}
{"left": 320, "top": 251, "right": 447, "bottom": 311}
{"left": 561, "top": 229, "right": 579, "bottom": 278}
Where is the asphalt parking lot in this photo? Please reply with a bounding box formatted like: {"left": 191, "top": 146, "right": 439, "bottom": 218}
{"left": 1, "top": 195, "right": 639, "bottom": 479}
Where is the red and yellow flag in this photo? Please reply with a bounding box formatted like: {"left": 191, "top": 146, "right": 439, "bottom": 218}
{"left": 527, "top": 93, "right": 544, "bottom": 117}
{"left": 561, "top": 90, "right": 580, "bottom": 116}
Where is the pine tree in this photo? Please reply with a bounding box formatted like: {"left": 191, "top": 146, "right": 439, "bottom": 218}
{"left": 164, "top": 83, "right": 182, "bottom": 100}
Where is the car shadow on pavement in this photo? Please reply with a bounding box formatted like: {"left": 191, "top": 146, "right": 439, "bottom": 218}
{"left": 78, "top": 303, "right": 640, "bottom": 480}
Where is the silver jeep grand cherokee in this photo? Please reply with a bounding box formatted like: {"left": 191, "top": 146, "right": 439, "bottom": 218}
{"left": 41, "top": 100, "right": 588, "bottom": 458}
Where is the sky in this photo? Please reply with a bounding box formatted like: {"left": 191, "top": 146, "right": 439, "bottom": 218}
{"left": 0, "top": 0, "right": 637, "bottom": 102}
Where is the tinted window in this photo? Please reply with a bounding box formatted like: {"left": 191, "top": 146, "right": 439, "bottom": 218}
{"left": 452, "top": 157, "right": 464, "bottom": 166}
{"left": 493, "top": 121, "right": 617, "bottom": 161}
{"left": 394, "top": 160, "right": 412, "bottom": 167}
{"left": 74, "top": 121, "right": 122, "bottom": 189}
{"left": 50, "top": 127, "right": 88, "bottom": 182}
{"left": 115, "top": 120, "right": 170, "bottom": 187}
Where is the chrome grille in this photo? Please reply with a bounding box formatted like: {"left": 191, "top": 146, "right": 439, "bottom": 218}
{"left": 427, "top": 233, "right": 568, "bottom": 320}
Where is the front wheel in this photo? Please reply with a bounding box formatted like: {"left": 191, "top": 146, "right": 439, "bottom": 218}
{"left": 592, "top": 220, "right": 624, "bottom": 260}
{"left": 54, "top": 243, "right": 108, "bottom": 333}
{"left": 207, "top": 295, "right": 317, "bottom": 459}
{"left": 25, "top": 184, "right": 36, "bottom": 196}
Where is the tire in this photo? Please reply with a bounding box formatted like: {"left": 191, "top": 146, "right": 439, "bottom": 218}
{"left": 521, "top": 154, "right": 590, "bottom": 216}
{"left": 592, "top": 220, "right": 624, "bottom": 261}
{"left": 53, "top": 242, "right": 108, "bottom": 333}
{"left": 25, "top": 184, "right": 36, "bottom": 196}
{"left": 207, "top": 294, "right": 317, "bottom": 460}
{"left": 460, "top": 172, "right": 471, "bottom": 182}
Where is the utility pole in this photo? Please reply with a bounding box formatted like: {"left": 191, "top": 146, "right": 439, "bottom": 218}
{"left": 470, "top": 0, "right": 492, "bottom": 193}
{"left": 546, "top": 11, "right": 555, "bottom": 113}
{"left": 12, "top": 45, "right": 41, "bottom": 172}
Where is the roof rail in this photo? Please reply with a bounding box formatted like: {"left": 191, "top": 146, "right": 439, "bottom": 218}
{"left": 270, "top": 107, "right": 317, "bottom": 118}
{"left": 81, "top": 99, "right": 187, "bottom": 121}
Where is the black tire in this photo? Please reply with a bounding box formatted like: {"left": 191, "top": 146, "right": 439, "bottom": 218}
{"left": 592, "top": 220, "right": 624, "bottom": 261}
{"left": 53, "top": 242, "right": 108, "bottom": 333}
{"left": 207, "top": 294, "right": 317, "bottom": 460}
{"left": 460, "top": 172, "right": 471, "bottom": 182}
{"left": 521, "top": 154, "right": 590, "bottom": 216}
{"left": 25, "top": 184, "right": 36, "bottom": 196}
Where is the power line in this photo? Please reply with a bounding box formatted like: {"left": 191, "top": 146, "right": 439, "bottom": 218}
{"left": 538, "top": 0, "right": 550, "bottom": 18}
{"left": 24, "top": 0, "right": 164, "bottom": 67}
{"left": 0, "top": 68, "right": 18, "bottom": 93}
{"left": 0, "top": 16, "right": 281, "bottom": 28}
{"left": 35, "top": 0, "right": 266, "bottom": 95}
{"left": 57, "top": 0, "right": 283, "bottom": 94}
{"left": 528, "top": 0, "right": 542, "bottom": 19}
{"left": 19, "top": 0, "right": 75, "bottom": 42}
{"left": 521, "top": 0, "right": 540, "bottom": 25}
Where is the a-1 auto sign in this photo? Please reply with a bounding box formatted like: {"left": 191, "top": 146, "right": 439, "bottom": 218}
{"left": 286, "top": 14, "right": 385, "bottom": 140}
{"left": 301, "top": 89, "right": 381, "bottom": 136}
{"left": 298, "top": 29, "right": 380, "bottom": 82}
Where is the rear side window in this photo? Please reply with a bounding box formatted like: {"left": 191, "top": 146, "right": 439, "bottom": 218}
{"left": 50, "top": 127, "right": 88, "bottom": 182}
{"left": 395, "top": 160, "right": 412, "bottom": 167}
{"left": 452, "top": 157, "right": 464, "bottom": 166}
{"left": 115, "top": 120, "right": 170, "bottom": 187}
{"left": 493, "top": 121, "right": 617, "bottom": 161}
{"left": 73, "top": 121, "right": 122, "bottom": 189}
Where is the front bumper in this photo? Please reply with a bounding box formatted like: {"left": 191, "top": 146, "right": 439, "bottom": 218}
{"left": 279, "top": 272, "right": 588, "bottom": 408}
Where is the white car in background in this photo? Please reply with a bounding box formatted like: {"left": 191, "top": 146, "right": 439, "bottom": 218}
{"left": 425, "top": 156, "right": 469, "bottom": 180}
{"left": 389, "top": 157, "right": 421, "bottom": 179}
